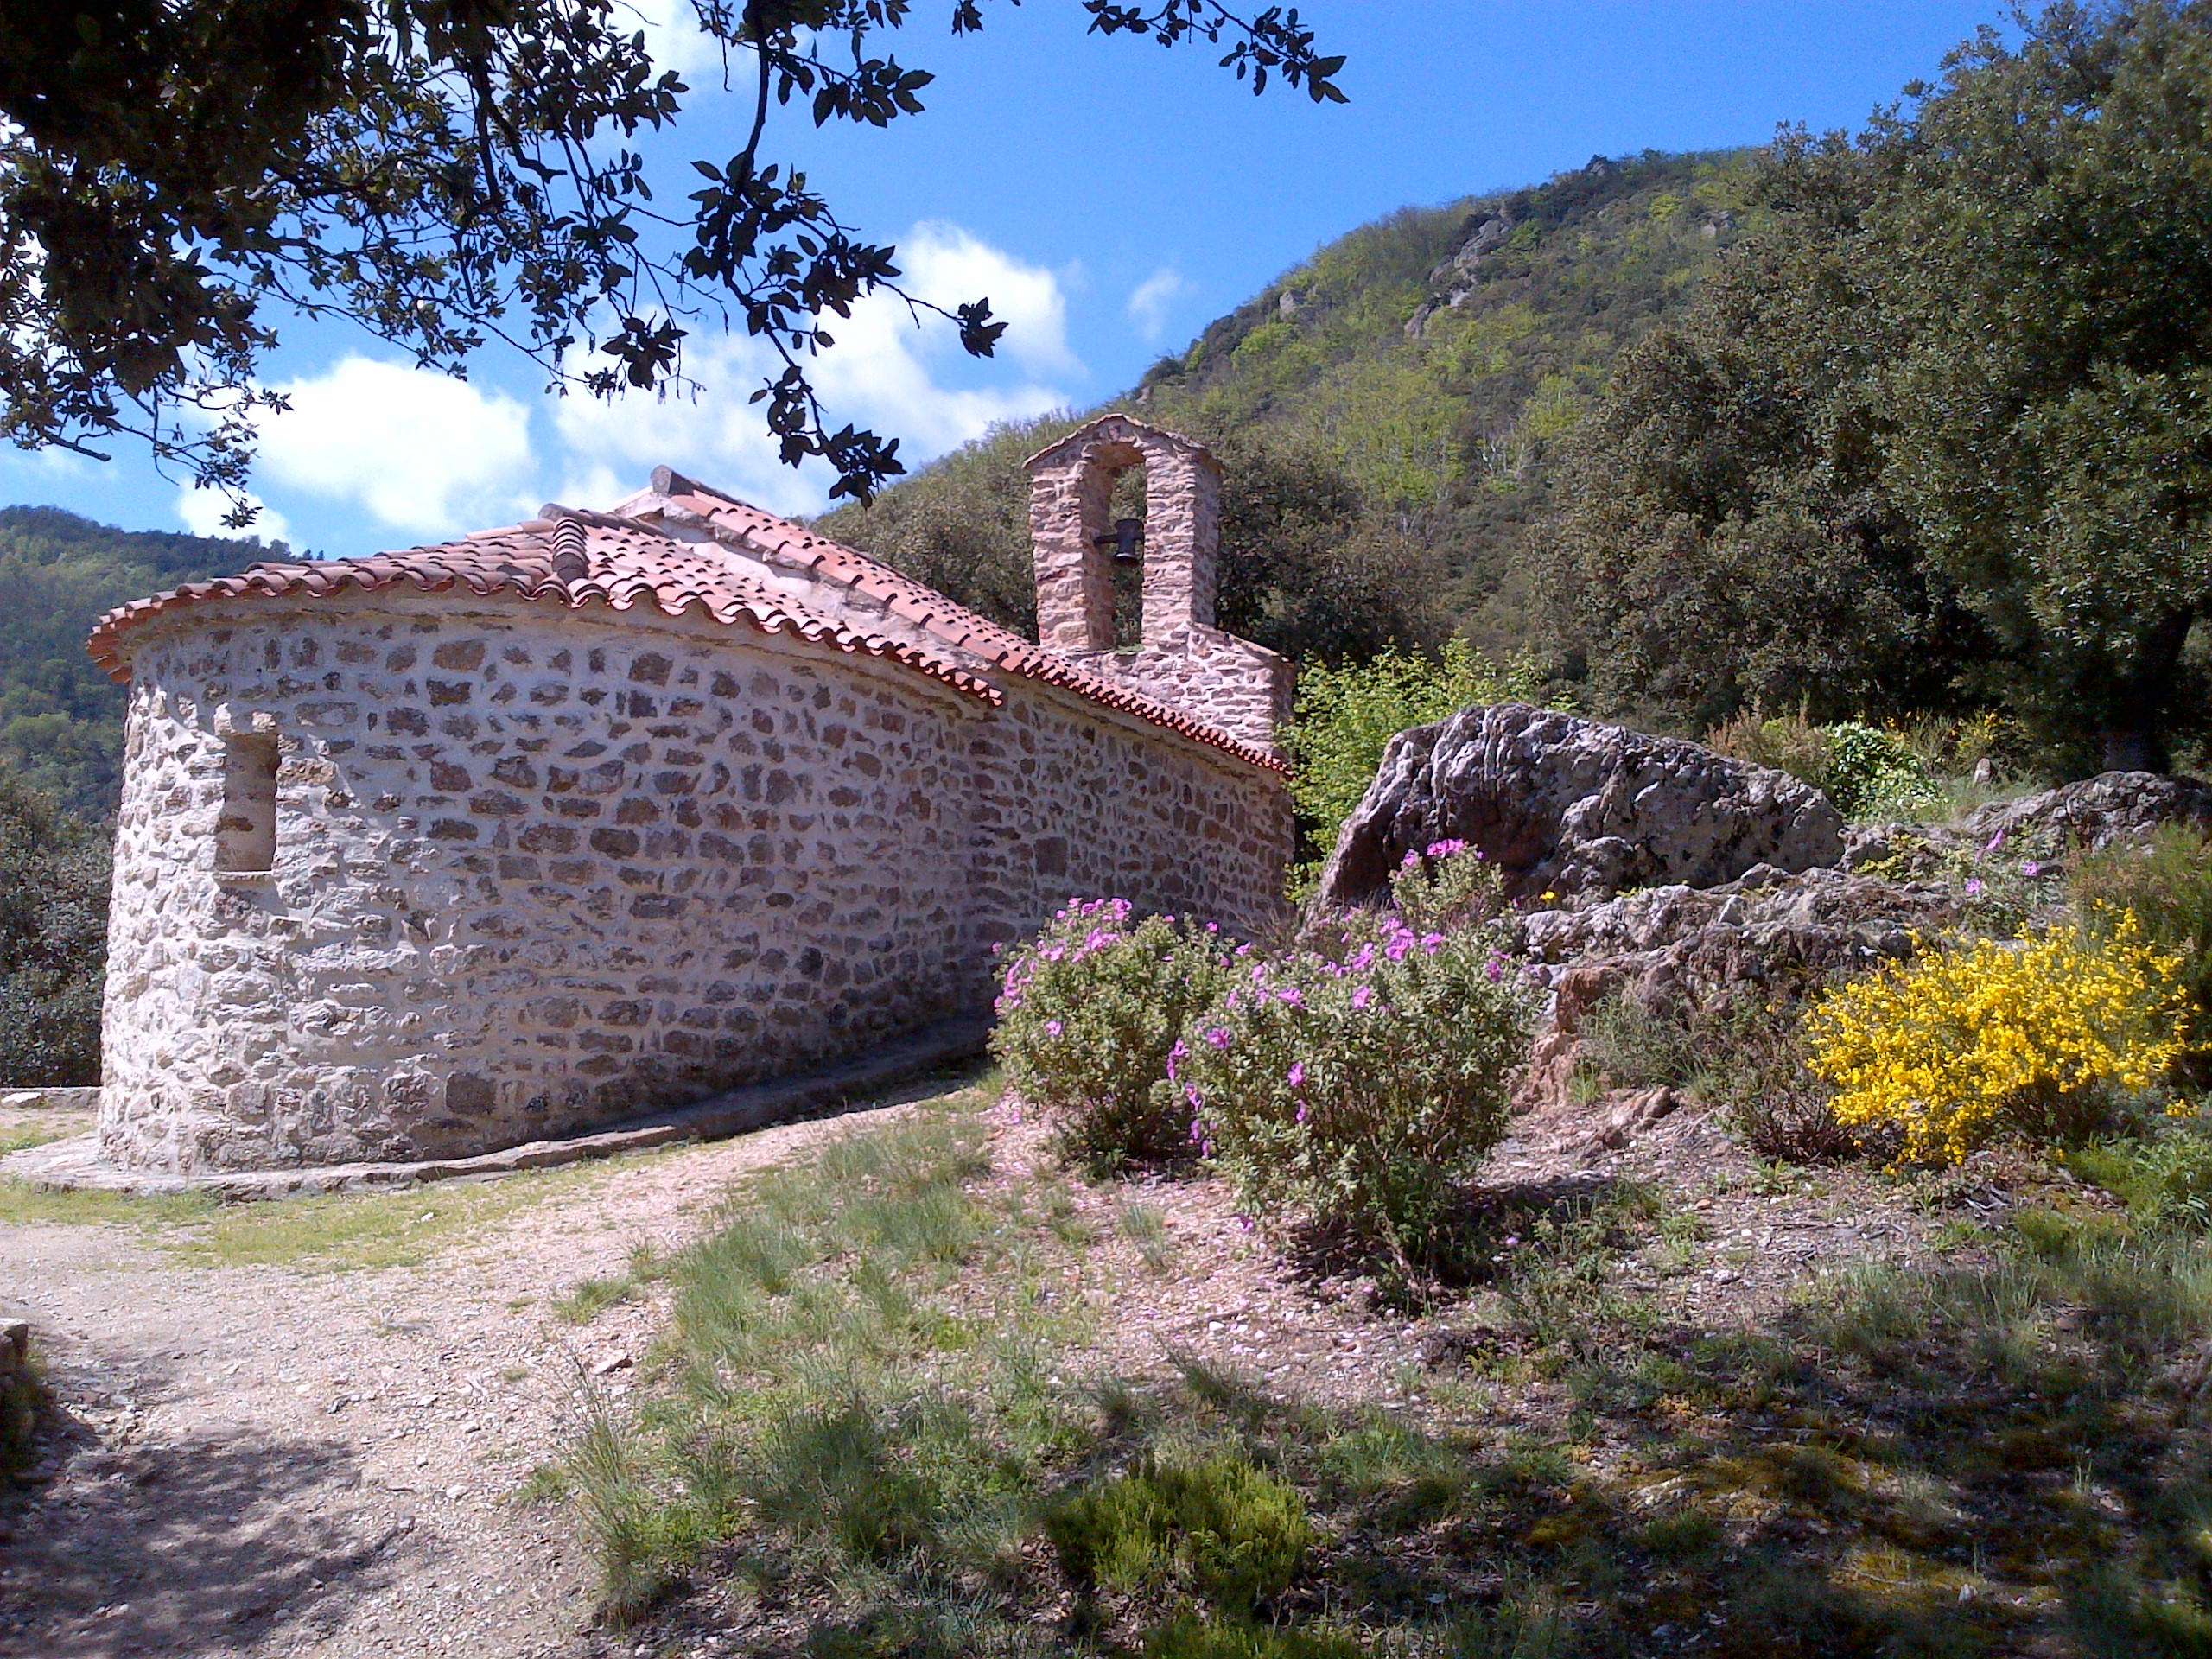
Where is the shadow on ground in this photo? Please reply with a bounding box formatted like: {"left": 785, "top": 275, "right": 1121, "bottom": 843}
{"left": 1, "top": 1425, "right": 416, "bottom": 1656}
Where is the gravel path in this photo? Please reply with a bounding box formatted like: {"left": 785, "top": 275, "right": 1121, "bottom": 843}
{"left": 0, "top": 1099, "right": 918, "bottom": 1659}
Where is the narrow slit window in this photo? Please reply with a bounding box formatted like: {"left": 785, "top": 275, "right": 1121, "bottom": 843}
{"left": 216, "top": 732, "right": 278, "bottom": 873}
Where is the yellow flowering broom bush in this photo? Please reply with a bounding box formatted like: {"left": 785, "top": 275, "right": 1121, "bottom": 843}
{"left": 1805, "top": 912, "right": 2190, "bottom": 1165}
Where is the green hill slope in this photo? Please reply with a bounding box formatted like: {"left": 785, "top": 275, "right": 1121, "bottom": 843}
{"left": 0, "top": 509, "right": 276, "bottom": 818}
{"left": 821, "top": 148, "right": 1754, "bottom": 664}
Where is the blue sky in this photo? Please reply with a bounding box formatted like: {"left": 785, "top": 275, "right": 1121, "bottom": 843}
{"left": 10, "top": 2, "right": 2005, "bottom": 559}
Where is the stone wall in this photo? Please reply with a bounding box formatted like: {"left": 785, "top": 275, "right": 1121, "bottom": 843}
{"left": 1067, "top": 629, "right": 1294, "bottom": 755}
{"left": 99, "top": 590, "right": 1289, "bottom": 1172}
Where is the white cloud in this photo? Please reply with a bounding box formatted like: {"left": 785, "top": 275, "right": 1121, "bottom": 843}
{"left": 1127, "top": 266, "right": 1192, "bottom": 344}
{"left": 256, "top": 356, "right": 536, "bottom": 537}
{"left": 551, "top": 222, "right": 1076, "bottom": 515}
{"left": 178, "top": 484, "right": 291, "bottom": 547}
{"left": 892, "top": 221, "right": 1081, "bottom": 378}
{"left": 615, "top": 0, "right": 730, "bottom": 81}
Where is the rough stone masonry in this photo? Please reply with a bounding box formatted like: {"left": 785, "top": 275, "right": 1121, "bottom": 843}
{"left": 87, "top": 415, "right": 1294, "bottom": 1174}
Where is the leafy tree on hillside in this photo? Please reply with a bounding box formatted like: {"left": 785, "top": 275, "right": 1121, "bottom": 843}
{"left": 0, "top": 766, "right": 109, "bottom": 1086}
{"left": 1544, "top": 145, "right": 1992, "bottom": 731}
{"left": 818, "top": 417, "right": 1450, "bottom": 664}
{"left": 826, "top": 151, "right": 1748, "bottom": 674}
{"left": 0, "top": 507, "right": 265, "bottom": 815}
{"left": 1863, "top": 0, "right": 2212, "bottom": 770}
{"left": 1553, "top": 0, "right": 2212, "bottom": 770}
{"left": 0, "top": 2, "right": 1340, "bottom": 514}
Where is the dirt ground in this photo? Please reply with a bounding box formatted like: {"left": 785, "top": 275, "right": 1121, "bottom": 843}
{"left": 0, "top": 1079, "right": 1998, "bottom": 1659}
{"left": 0, "top": 1097, "right": 951, "bottom": 1659}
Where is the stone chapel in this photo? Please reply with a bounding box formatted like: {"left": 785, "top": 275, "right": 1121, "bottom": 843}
{"left": 85, "top": 416, "right": 1295, "bottom": 1174}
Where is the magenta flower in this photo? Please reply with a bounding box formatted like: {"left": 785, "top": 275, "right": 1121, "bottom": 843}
{"left": 1352, "top": 985, "right": 1374, "bottom": 1011}
{"left": 1295, "top": 1103, "right": 1308, "bottom": 1124}
{"left": 1205, "top": 1027, "right": 1232, "bottom": 1049}
{"left": 1278, "top": 987, "right": 1304, "bottom": 1007}
{"left": 1964, "top": 877, "right": 1984, "bottom": 897}
{"left": 2022, "top": 859, "right": 2042, "bottom": 878}
{"left": 1484, "top": 956, "right": 1503, "bottom": 982}
{"left": 1986, "top": 830, "right": 2006, "bottom": 853}
{"left": 1425, "top": 838, "right": 1469, "bottom": 859}
{"left": 1045, "top": 1020, "right": 1063, "bottom": 1036}
{"left": 1287, "top": 1061, "right": 1305, "bottom": 1089}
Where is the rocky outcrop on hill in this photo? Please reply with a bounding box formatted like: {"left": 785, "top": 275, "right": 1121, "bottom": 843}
{"left": 1839, "top": 771, "right": 2212, "bottom": 882}
{"left": 1318, "top": 704, "right": 1845, "bottom": 908}
{"left": 1512, "top": 863, "right": 1979, "bottom": 1109}
{"left": 1961, "top": 770, "right": 2212, "bottom": 849}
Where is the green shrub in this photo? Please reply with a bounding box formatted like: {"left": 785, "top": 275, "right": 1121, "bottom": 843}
{"left": 1577, "top": 988, "right": 1856, "bottom": 1162}
{"left": 2066, "top": 1123, "right": 2212, "bottom": 1229}
{"left": 1821, "top": 721, "right": 1939, "bottom": 820}
{"left": 1177, "top": 918, "right": 1537, "bottom": 1243}
{"left": 2075, "top": 826, "right": 2212, "bottom": 1077}
{"left": 1140, "top": 1615, "right": 1369, "bottom": 1659}
{"left": 1282, "top": 639, "right": 1548, "bottom": 880}
{"left": 1706, "top": 702, "right": 1833, "bottom": 791}
{"left": 1046, "top": 1452, "right": 1313, "bottom": 1612}
{"left": 1387, "top": 838, "right": 1507, "bottom": 937}
{"left": 992, "top": 899, "right": 1228, "bottom": 1174}
{"left": 1706, "top": 709, "right": 1941, "bottom": 821}
{"left": 1579, "top": 989, "right": 1700, "bottom": 1091}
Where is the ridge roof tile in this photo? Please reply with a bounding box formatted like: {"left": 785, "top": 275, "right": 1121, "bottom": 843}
{"left": 86, "top": 486, "right": 1287, "bottom": 775}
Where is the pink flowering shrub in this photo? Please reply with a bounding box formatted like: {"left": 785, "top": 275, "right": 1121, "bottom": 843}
{"left": 990, "top": 899, "right": 1230, "bottom": 1174}
{"left": 1388, "top": 839, "right": 1506, "bottom": 937}
{"left": 1175, "top": 915, "right": 1537, "bottom": 1243}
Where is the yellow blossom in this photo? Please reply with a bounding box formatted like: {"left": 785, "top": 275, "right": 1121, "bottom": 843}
{"left": 1804, "top": 910, "right": 2188, "bottom": 1165}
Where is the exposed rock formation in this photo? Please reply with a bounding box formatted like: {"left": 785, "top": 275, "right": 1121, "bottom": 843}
{"left": 1961, "top": 769, "right": 2212, "bottom": 849}
{"left": 1317, "top": 704, "right": 1845, "bottom": 907}
{"left": 1518, "top": 864, "right": 1970, "bottom": 1004}
{"left": 1512, "top": 864, "right": 1976, "bottom": 1110}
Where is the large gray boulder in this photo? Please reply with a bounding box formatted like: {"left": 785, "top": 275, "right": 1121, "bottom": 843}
{"left": 1316, "top": 703, "right": 1846, "bottom": 907}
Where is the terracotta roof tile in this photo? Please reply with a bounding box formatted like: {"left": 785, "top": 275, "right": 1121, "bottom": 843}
{"left": 87, "top": 482, "right": 1288, "bottom": 776}
{"left": 86, "top": 518, "right": 1002, "bottom": 707}
{"left": 652, "top": 483, "right": 1287, "bottom": 773}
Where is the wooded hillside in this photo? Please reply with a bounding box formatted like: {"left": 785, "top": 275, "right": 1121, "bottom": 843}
{"left": 0, "top": 509, "right": 269, "bottom": 818}
{"left": 820, "top": 149, "right": 1751, "bottom": 665}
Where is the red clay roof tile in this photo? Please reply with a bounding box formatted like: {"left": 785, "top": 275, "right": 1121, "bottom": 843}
{"left": 86, "top": 487, "right": 1287, "bottom": 776}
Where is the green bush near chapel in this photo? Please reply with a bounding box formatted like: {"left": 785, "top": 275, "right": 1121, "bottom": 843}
{"left": 990, "top": 899, "right": 1229, "bottom": 1173}
{"left": 1178, "top": 902, "right": 1537, "bottom": 1246}
{"left": 1281, "top": 638, "right": 1548, "bottom": 880}
{"left": 0, "top": 764, "right": 108, "bottom": 1086}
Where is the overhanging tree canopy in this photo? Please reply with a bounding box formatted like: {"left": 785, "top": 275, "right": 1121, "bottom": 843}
{"left": 0, "top": 2, "right": 1344, "bottom": 516}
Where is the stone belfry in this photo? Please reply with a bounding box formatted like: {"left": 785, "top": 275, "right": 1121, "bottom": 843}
{"left": 1024, "top": 414, "right": 1291, "bottom": 751}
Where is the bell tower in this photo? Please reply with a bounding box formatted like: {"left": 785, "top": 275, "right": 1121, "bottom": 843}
{"left": 1024, "top": 415, "right": 1289, "bottom": 752}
